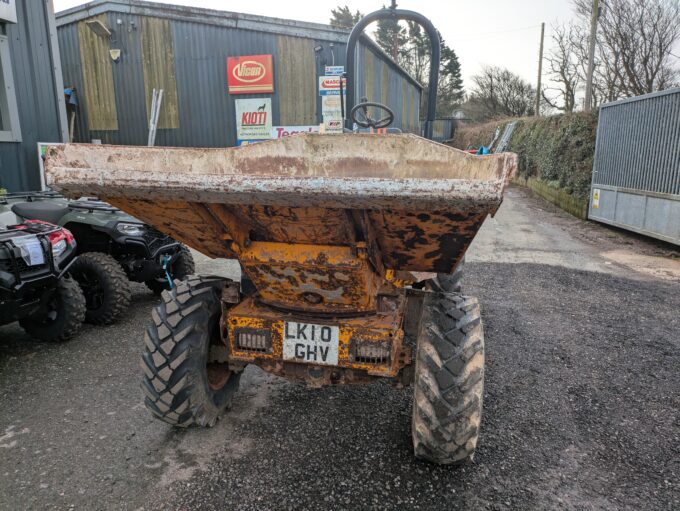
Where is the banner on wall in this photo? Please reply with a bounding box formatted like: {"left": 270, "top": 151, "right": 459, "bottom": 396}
{"left": 235, "top": 98, "right": 272, "bottom": 140}
{"left": 227, "top": 55, "right": 274, "bottom": 94}
{"left": 271, "top": 126, "right": 319, "bottom": 139}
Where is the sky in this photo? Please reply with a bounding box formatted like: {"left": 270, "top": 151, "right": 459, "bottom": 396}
{"left": 53, "top": 0, "right": 580, "bottom": 93}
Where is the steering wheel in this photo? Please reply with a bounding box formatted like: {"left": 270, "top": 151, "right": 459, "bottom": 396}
{"left": 350, "top": 102, "right": 395, "bottom": 129}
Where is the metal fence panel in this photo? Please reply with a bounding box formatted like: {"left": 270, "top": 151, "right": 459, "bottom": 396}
{"left": 589, "top": 88, "right": 680, "bottom": 245}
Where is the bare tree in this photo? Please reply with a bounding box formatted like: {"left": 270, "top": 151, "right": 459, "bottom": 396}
{"left": 469, "top": 66, "right": 535, "bottom": 119}
{"left": 544, "top": 24, "right": 581, "bottom": 112}
{"left": 574, "top": 0, "right": 680, "bottom": 97}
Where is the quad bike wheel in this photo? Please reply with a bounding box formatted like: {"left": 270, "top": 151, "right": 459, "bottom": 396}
{"left": 412, "top": 290, "right": 484, "bottom": 464}
{"left": 69, "top": 252, "right": 131, "bottom": 325}
{"left": 145, "top": 245, "right": 195, "bottom": 295}
{"left": 141, "top": 276, "right": 241, "bottom": 427}
{"left": 19, "top": 276, "right": 86, "bottom": 342}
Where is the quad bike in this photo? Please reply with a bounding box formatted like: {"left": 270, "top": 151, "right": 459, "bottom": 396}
{"left": 0, "top": 217, "right": 85, "bottom": 342}
{"left": 42, "top": 6, "right": 516, "bottom": 464}
{"left": 7, "top": 193, "right": 194, "bottom": 324}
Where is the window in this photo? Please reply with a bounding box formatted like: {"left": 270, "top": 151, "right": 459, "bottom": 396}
{"left": 0, "top": 35, "right": 21, "bottom": 142}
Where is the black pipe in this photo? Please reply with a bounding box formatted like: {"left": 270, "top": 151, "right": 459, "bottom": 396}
{"left": 344, "top": 7, "right": 440, "bottom": 140}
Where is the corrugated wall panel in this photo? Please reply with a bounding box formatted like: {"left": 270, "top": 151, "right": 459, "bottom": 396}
{"left": 141, "top": 16, "right": 180, "bottom": 129}
{"left": 57, "top": 10, "right": 422, "bottom": 146}
{"left": 593, "top": 89, "right": 680, "bottom": 195}
{"left": 0, "top": 1, "right": 64, "bottom": 191}
{"left": 589, "top": 88, "right": 680, "bottom": 246}
{"left": 277, "top": 35, "right": 316, "bottom": 125}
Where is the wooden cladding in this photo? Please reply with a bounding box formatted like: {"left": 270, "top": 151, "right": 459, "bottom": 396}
{"left": 276, "top": 36, "right": 316, "bottom": 125}
{"left": 141, "top": 17, "right": 179, "bottom": 129}
{"left": 78, "top": 14, "right": 117, "bottom": 131}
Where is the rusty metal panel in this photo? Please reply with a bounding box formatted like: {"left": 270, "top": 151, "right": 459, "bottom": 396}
{"left": 141, "top": 16, "right": 179, "bottom": 129}
{"left": 276, "top": 35, "right": 316, "bottom": 125}
{"left": 380, "top": 60, "right": 390, "bottom": 105}
{"left": 363, "top": 45, "right": 376, "bottom": 102}
{"left": 77, "top": 14, "right": 117, "bottom": 131}
{"left": 44, "top": 135, "right": 516, "bottom": 273}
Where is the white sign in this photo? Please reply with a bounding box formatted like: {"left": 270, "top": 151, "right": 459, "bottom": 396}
{"left": 323, "top": 117, "right": 343, "bottom": 134}
{"left": 0, "top": 0, "right": 16, "bottom": 24}
{"left": 322, "top": 95, "right": 342, "bottom": 116}
{"left": 319, "top": 76, "right": 347, "bottom": 96}
{"left": 271, "top": 126, "right": 319, "bottom": 139}
{"left": 324, "top": 66, "right": 344, "bottom": 76}
{"left": 235, "top": 98, "right": 272, "bottom": 140}
{"left": 283, "top": 321, "right": 339, "bottom": 366}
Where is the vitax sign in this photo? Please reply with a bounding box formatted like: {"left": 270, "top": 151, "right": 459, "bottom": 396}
{"left": 0, "top": 0, "right": 17, "bottom": 24}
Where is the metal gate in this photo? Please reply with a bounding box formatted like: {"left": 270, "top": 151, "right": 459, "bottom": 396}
{"left": 589, "top": 88, "right": 680, "bottom": 245}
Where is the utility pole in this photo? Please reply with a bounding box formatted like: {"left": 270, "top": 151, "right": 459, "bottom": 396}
{"left": 584, "top": 0, "right": 600, "bottom": 112}
{"left": 535, "top": 22, "right": 545, "bottom": 116}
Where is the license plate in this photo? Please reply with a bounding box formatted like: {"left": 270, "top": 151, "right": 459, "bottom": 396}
{"left": 283, "top": 321, "right": 339, "bottom": 366}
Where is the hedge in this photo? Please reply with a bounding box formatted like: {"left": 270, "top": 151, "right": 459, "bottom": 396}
{"left": 451, "top": 111, "right": 599, "bottom": 199}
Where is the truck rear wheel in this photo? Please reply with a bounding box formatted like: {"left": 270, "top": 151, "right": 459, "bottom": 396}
{"left": 141, "top": 276, "right": 241, "bottom": 427}
{"left": 412, "top": 291, "right": 484, "bottom": 464}
{"left": 19, "top": 276, "right": 86, "bottom": 342}
{"left": 69, "top": 252, "right": 131, "bottom": 325}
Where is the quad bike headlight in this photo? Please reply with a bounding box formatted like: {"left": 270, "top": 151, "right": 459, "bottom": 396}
{"left": 116, "top": 222, "right": 146, "bottom": 237}
{"left": 51, "top": 238, "right": 67, "bottom": 257}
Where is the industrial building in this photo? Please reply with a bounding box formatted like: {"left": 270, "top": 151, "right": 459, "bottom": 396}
{"left": 55, "top": 0, "right": 422, "bottom": 148}
{"left": 0, "top": 1, "right": 68, "bottom": 192}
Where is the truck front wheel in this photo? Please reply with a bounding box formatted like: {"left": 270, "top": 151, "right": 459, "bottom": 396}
{"left": 412, "top": 291, "right": 484, "bottom": 464}
{"left": 141, "top": 276, "right": 241, "bottom": 427}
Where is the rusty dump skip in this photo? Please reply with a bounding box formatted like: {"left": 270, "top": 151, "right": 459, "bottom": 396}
{"left": 45, "top": 134, "right": 516, "bottom": 312}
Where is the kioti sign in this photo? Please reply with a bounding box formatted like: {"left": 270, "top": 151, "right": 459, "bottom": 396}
{"left": 227, "top": 55, "right": 274, "bottom": 94}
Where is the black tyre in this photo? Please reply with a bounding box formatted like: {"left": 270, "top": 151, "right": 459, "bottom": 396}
{"left": 141, "top": 276, "right": 241, "bottom": 427}
{"left": 412, "top": 291, "right": 484, "bottom": 464}
{"left": 145, "top": 245, "right": 196, "bottom": 295}
{"left": 19, "top": 276, "right": 86, "bottom": 342}
{"left": 427, "top": 257, "right": 464, "bottom": 294}
{"left": 69, "top": 252, "right": 131, "bottom": 325}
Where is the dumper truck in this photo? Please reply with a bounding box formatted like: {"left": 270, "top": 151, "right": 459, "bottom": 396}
{"left": 42, "top": 5, "right": 516, "bottom": 464}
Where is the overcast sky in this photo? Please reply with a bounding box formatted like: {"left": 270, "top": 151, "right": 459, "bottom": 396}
{"left": 53, "top": 0, "right": 580, "bottom": 92}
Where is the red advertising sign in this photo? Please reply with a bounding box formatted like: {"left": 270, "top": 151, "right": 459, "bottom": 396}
{"left": 227, "top": 55, "right": 274, "bottom": 94}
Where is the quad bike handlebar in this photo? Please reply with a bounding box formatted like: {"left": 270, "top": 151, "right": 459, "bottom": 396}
{"left": 344, "top": 5, "right": 440, "bottom": 139}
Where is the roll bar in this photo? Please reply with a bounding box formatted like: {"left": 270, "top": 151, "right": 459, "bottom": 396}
{"left": 344, "top": 4, "right": 440, "bottom": 139}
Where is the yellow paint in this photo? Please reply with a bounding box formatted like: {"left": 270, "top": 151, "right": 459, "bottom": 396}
{"left": 141, "top": 17, "right": 179, "bottom": 129}
{"left": 78, "top": 14, "right": 118, "bottom": 131}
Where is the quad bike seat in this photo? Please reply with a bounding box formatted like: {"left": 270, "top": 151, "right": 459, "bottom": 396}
{"left": 12, "top": 201, "right": 70, "bottom": 225}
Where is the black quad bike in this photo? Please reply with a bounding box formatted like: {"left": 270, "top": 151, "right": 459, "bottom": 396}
{"left": 0, "top": 219, "right": 85, "bottom": 342}
{"left": 8, "top": 193, "right": 194, "bottom": 325}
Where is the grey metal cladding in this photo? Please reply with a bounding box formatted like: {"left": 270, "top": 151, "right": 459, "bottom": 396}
{"left": 589, "top": 87, "right": 680, "bottom": 246}
{"left": 56, "top": 2, "right": 422, "bottom": 147}
{"left": 1, "top": 1, "right": 65, "bottom": 191}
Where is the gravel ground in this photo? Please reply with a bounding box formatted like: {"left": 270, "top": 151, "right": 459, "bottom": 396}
{"left": 0, "top": 189, "right": 679, "bottom": 510}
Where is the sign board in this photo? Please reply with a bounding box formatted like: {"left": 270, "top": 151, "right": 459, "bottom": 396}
{"left": 227, "top": 55, "right": 274, "bottom": 94}
{"left": 319, "top": 76, "right": 347, "bottom": 96}
{"left": 0, "top": 0, "right": 17, "bottom": 24}
{"left": 592, "top": 188, "right": 600, "bottom": 209}
{"left": 271, "top": 126, "right": 319, "bottom": 139}
{"left": 324, "top": 66, "right": 344, "bottom": 76}
{"left": 323, "top": 117, "right": 343, "bottom": 134}
{"left": 235, "top": 98, "right": 272, "bottom": 140}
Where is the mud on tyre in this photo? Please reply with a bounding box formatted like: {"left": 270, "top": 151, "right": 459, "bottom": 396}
{"left": 141, "top": 276, "right": 241, "bottom": 427}
{"left": 412, "top": 290, "right": 484, "bottom": 464}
